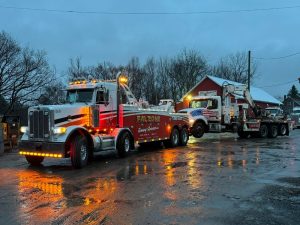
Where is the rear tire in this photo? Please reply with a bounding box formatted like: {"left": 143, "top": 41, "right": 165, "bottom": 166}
{"left": 25, "top": 156, "right": 44, "bottom": 166}
{"left": 279, "top": 124, "right": 287, "bottom": 136}
{"left": 117, "top": 132, "right": 131, "bottom": 158}
{"left": 179, "top": 127, "right": 189, "bottom": 146}
{"left": 259, "top": 124, "right": 268, "bottom": 138}
{"left": 164, "top": 128, "right": 179, "bottom": 148}
{"left": 191, "top": 121, "right": 205, "bottom": 138}
{"left": 70, "top": 135, "right": 88, "bottom": 169}
{"left": 268, "top": 125, "right": 278, "bottom": 138}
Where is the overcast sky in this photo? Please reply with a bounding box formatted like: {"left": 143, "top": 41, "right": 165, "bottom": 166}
{"left": 0, "top": 0, "right": 300, "bottom": 99}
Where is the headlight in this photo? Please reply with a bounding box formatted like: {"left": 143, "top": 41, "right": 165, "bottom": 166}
{"left": 189, "top": 119, "right": 195, "bottom": 124}
{"left": 20, "top": 126, "right": 28, "bottom": 133}
{"left": 53, "top": 127, "right": 67, "bottom": 134}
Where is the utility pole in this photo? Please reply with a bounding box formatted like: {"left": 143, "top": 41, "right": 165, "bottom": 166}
{"left": 248, "top": 50, "right": 251, "bottom": 91}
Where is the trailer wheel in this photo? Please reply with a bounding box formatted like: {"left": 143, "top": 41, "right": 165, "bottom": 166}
{"left": 191, "top": 121, "right": 205, "bottom": 138}
{"left": 268, "top": 125, "right": 278, "bottom": 138}
{"left": 179, "top": 127, "right": 189, "bottom": 146}
{"left": 25, "top": 156, "right": 44, "bottom": 166}
{"left": 70, "top": 134, "right": 88, "bottom": 169}
{"left": 279, "top": 124, "right": 287, "bottom": 136}
{"left": 117, "top": 131, "right": 131, "bottom": 158}
{"left": 259, "top": 124, "right": 268, "bottom": 138}
{"left": 165, "top": 128, "right": 179, "bottom": 148}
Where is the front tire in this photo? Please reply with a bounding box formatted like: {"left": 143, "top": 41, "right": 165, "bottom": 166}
{"left": 117, "top": 132, "right": 131, "bottom": 158}
{"left": 25, "top": 156, "right": 44, "bottom": 166}
{"left": 70, "top": 135, "right": 88, "bottom": 169}
{"left": 179, "top": 127, "right": 189, "bottom": 146}
{"left": 279, "top": 124, "right": 287, "bottom": 136}
{"left": 192, "top": 121, "right": 205, "bottom": 138}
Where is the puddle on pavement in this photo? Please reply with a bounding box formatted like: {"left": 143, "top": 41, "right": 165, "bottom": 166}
{"left": 165, "top": 162, "right": 188, "bottom": 169}
{"left": 217, "top": 159, "right": 248, "bottom": 169}
{"left": 277, "top": 177, "right": 300, "bottom": 187}
{"left": 116, "top": 164, "right": 153, "bottom": 181}
{"left": 64, "top": 195, "right": 98, "bottom": 207}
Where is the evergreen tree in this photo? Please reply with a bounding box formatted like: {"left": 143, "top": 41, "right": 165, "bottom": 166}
{"left": 287, "top": 85, "right": 299, "bottom": 98}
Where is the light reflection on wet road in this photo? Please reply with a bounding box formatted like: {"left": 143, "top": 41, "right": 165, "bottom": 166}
{"left": 0, "top": 130, "right": 299, "bottom": 225}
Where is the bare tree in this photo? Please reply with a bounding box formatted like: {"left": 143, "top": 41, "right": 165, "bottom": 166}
{"left": 210, "top": 51, "right": 257, "bottom": 84}
{"left": 91, "top": 61, "right": 119, "bottom": 80}
{"left": 167, "top": 49, "right": 208, "bottom": 101}
{"left": 142, "top": 57, "right": 159, "bottom": 104}
{"left": 0, "top": 31, "right": 54, "bottom": 113}
{"left": 156, "top": 57, "right": 172, "bottom": 100}
{"left": 38, "top": 80, "right": 66, "bottom": 105}
{"left": 126, "top": 57, "right": 145, "bottom": 100}
{"left": 67, "top": 57, "right": 89, "bottom": 80}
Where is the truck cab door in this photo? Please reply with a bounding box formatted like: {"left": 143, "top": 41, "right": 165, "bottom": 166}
{"left": 94, "top": 88, "right": 114, "bottom": 130}
{"left": 206, "top": 98, "right": 221, "bottom": 122}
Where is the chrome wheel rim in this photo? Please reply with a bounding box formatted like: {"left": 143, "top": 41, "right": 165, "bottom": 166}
{"left": 281, "top": 126, "right": 286, "bottom": 135}
{"left": 182, "top": 130, "right": 188, "bottom": 143}
{"left": 124, "top": 138, "right": 130, "bottom": 152}
{"left": 80, "top": 144, "right": 87, "bottom": 161}
{"left": 173, "top": 131, "right": 179, "bottom": 145}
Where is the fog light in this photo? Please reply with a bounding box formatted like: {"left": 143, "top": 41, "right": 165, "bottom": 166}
{"left": 20, "top": 126, "right": 28, "bottom": 133}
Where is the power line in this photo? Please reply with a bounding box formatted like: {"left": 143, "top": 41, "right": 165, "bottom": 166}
{"left": 258, "top": 79, "right": 298, "bottom": 88}
{"left": 253, "top": 52, "right": 300, "bottom": 60}
{"left": 0, "top": 5, "right": 300, "bottom": 15}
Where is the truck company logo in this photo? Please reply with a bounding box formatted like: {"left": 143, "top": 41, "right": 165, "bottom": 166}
{"left": 137, "top": 115, "right": 160, "bottom": 123}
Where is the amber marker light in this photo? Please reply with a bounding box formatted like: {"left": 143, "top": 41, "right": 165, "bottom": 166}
{"left": 186, "top": 94, "right": 192, "bottom": 101}
{"left": 19, "top": 152, "right": 62, "bottom": 158}
{"left": 119, "top": 76, "right": 128, "bottom": 84}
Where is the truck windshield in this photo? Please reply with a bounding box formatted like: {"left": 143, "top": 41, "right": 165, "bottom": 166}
{"left": 66, "top": 89, "right": 94, "bottom": 103}
{"left": 190, "top": 99, "right": 218, "bottom": 109}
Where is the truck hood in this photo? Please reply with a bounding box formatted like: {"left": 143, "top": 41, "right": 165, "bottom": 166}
{"left": 29, "top": 103, "right": 91, "bottom": 126}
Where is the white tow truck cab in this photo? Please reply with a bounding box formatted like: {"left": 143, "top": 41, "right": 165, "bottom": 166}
{"left": 19, "top": 72, "right": 189, "bottom": 168}
{"left": 291, "top": 107, "right": 300, "bottom": 128}
{"left": 179, "top": 83, "right": 291, "bottom": 139}
{"left": 265, "top": 107, "right": 284, "bottom": 118}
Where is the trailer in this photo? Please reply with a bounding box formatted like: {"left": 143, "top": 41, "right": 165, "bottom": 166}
{"left": 178, "top": 83, "right": 291, "bottom": 139}
{"left": 19, "top": 72, "right": 189, "bottom": 168}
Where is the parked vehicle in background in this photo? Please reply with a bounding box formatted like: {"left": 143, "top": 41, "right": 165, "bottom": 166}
{"left": 179, "top": 83, "right": 292, "bottom": 139}
{"left": 265, "top": 107, "right": 284, "bottom": 118}
{"left": 291, "top": 107, "right": 300, "bottom": 128}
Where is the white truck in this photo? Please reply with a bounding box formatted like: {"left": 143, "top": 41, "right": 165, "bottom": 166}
{"left": 291, "top": 107, "right": 300, "bottom": 128}
{"left": 19, "top": 72, "right": 189, "bottom": 168}
{"left": 179, "top": 83, "right": 291, "bottom": 139}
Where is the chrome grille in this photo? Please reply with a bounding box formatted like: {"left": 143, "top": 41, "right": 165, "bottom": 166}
{"left": 29, "top": 110, "right": 50, "bottom": 140}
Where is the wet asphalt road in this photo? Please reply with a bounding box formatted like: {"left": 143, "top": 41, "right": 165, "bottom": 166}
{"left": 0, "top": 130, "right": 299, "bottom": 225}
